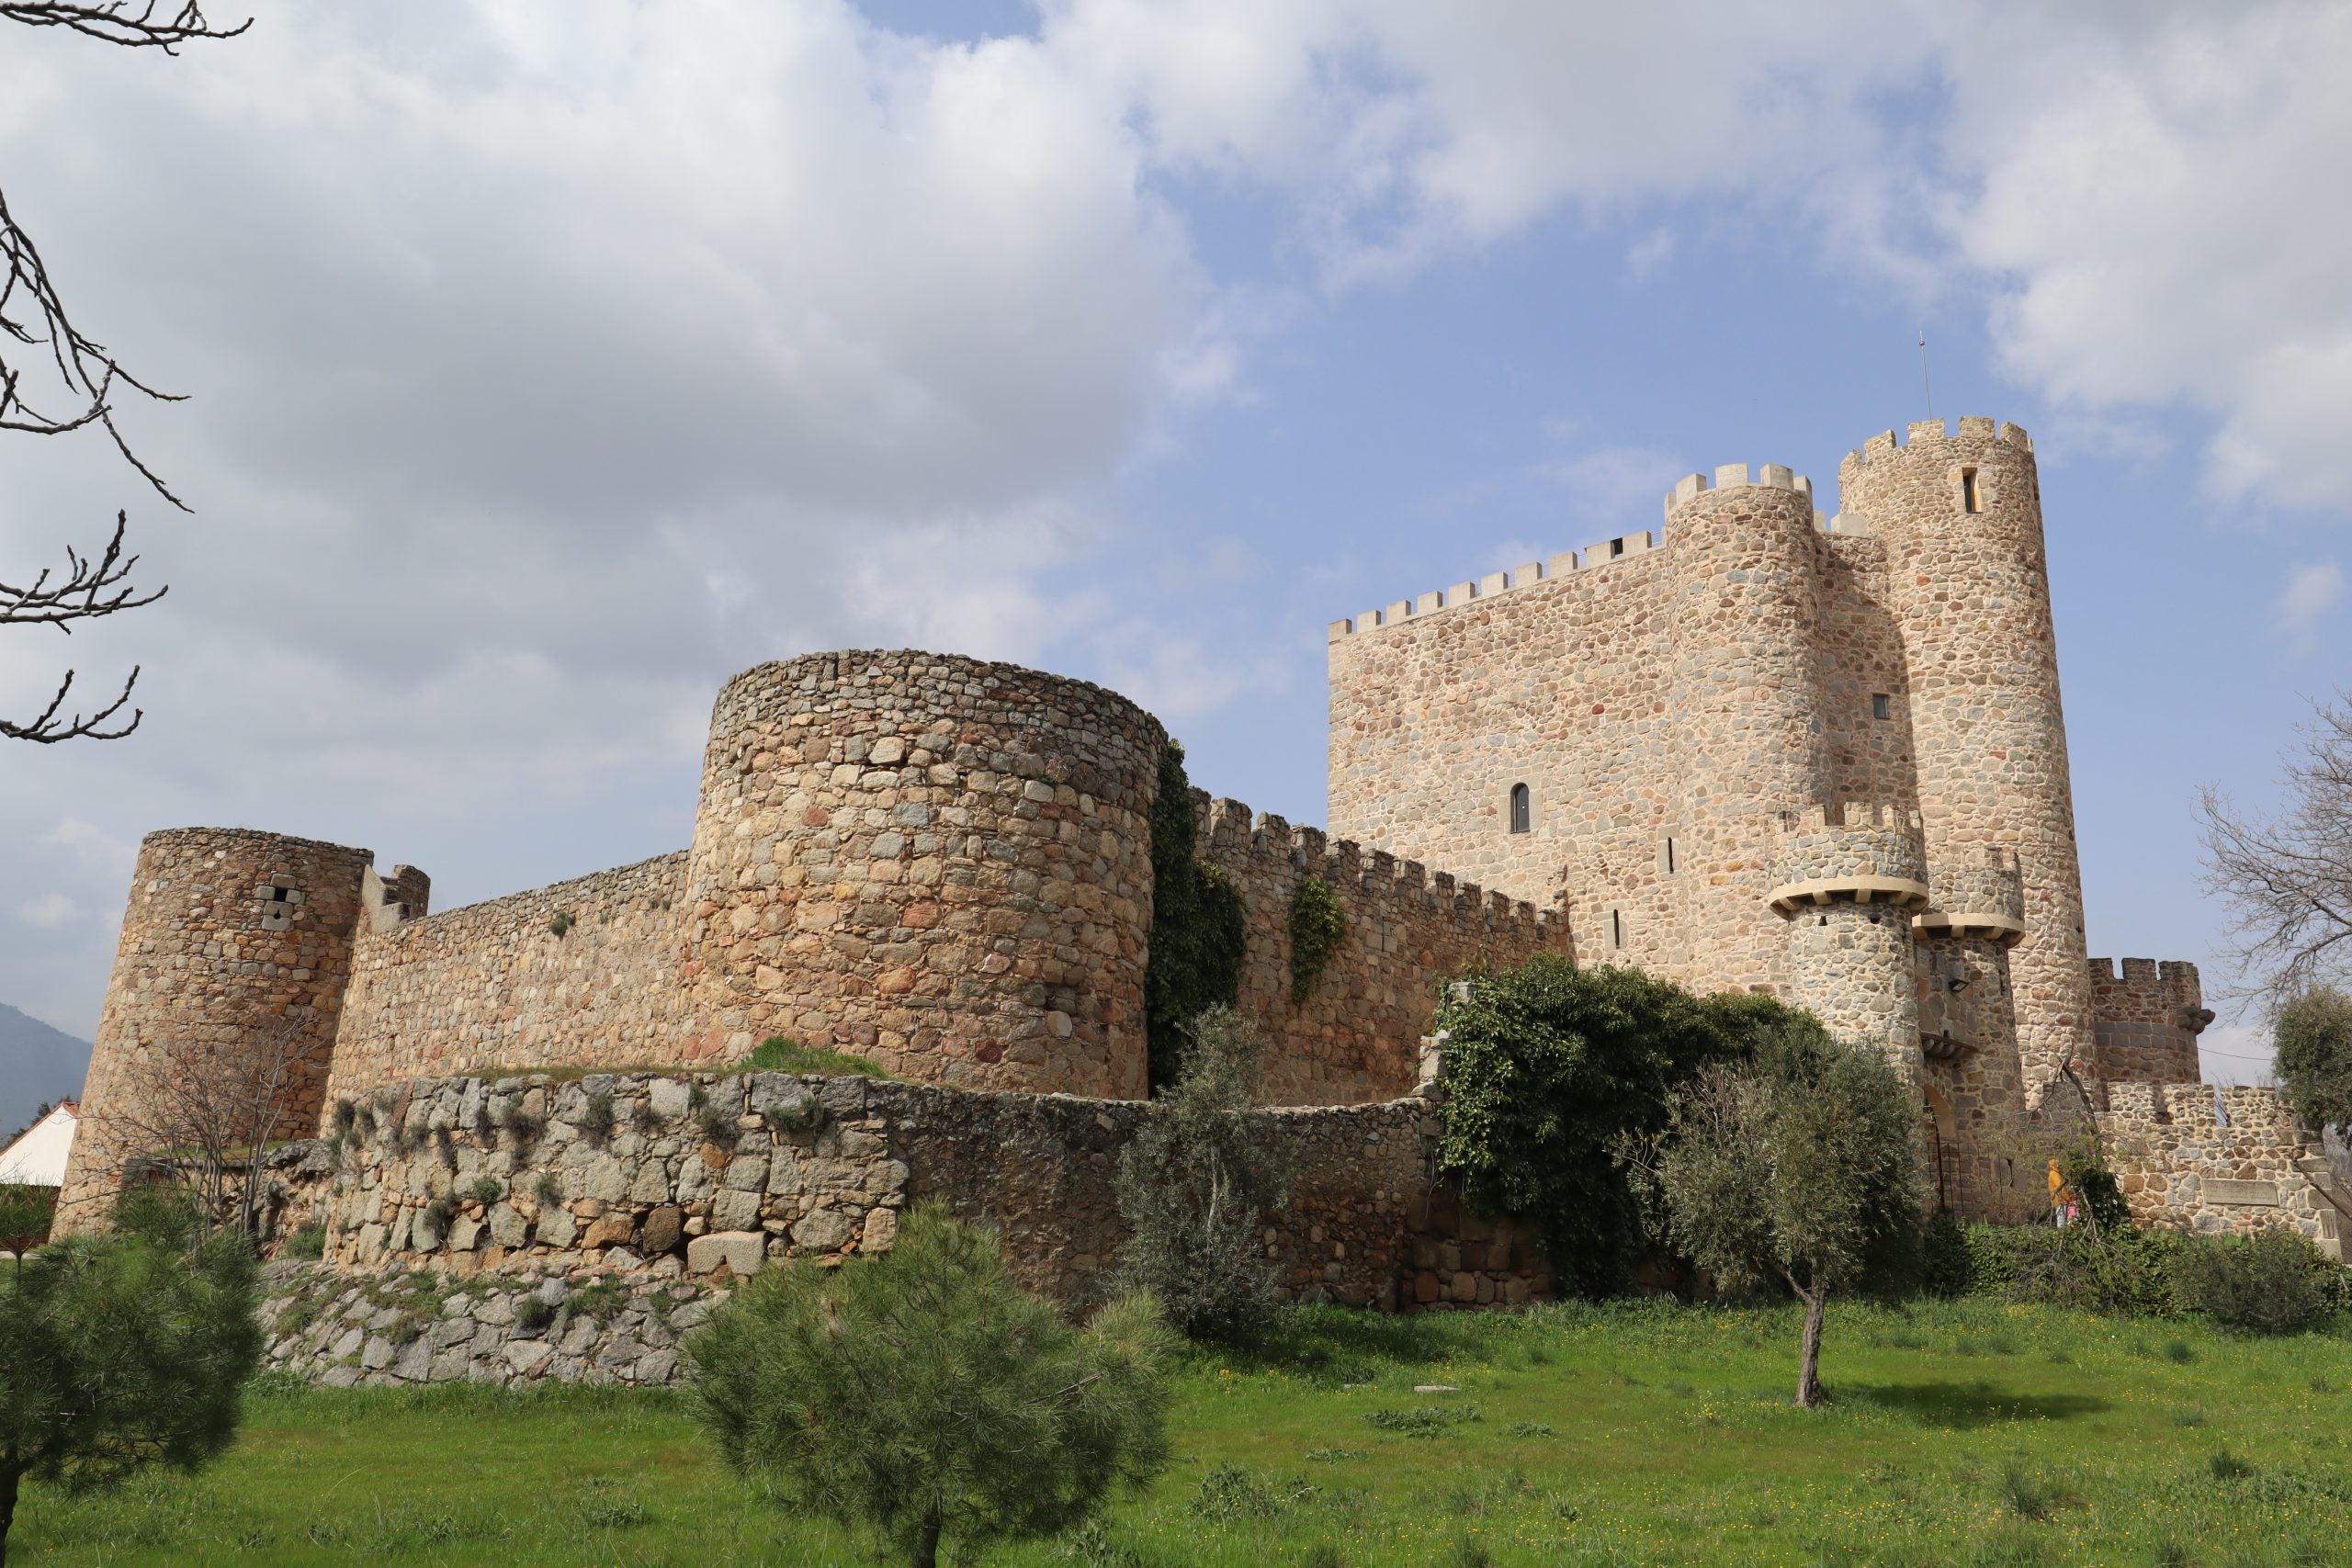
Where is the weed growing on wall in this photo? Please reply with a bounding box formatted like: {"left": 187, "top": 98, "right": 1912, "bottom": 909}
{"left": 1144, "top": 742, "right": 1247, "bottom": 1089}
{"left": 1431, "top": 955, "right": 1805, "bottom": 1296}
{"left": 1285, "top": 875, "right": 1346, "bottom": 1000}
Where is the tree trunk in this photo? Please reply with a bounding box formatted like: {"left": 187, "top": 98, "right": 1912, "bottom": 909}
{"left": 1, "top": 1460, "right": 21, "bottom": 1568}
{"left": 910, "top": 1506, "right": 942, "bottom": 1568}
{"left": 1795, "top": 1287, "right": 1828, "bottom": 1408}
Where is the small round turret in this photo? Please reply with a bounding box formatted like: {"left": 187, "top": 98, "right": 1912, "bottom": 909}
{"left": 1770, "top": 803, "right": 1928, "bottom": 1082}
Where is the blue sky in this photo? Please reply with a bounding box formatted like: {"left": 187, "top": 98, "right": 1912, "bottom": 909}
{"left": 2, "top": 1, "right": 2344, "bottom": 1089}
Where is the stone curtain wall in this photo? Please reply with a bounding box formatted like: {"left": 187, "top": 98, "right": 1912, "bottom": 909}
{"left": 2087, "top": 958, "right": 2211, "bottom": 1088}
{"left": 282, "top": 1069, "right": 1544, "bottom": 1337}
{"left": 684, "top": 651, "right": 1166, "bottom": 1100}
{"left": 323, "top": 853, "right": 702, "bottom": 1112}
{"left": 1194, "top": 793, "right": 1565, "bottom": 1105}
{"left": 2098, "top": 1083, "right": 2350, "bottom": 1257}
{"left": 59, "top": 829, "right": 376, "bottom": 1229}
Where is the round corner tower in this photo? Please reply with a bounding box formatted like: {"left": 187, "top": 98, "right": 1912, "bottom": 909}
{"left": 1838, "top": 417, "right": 2094, "bottom": 1102}
{"left": 56, "top": 827, "right": 375, "bottom": 1230}
{"left": 1664, "top": 462, "right": 1830, "bottom": 995}
{"left": 685, "top": 649, "right": 1165, "bottom": 1099}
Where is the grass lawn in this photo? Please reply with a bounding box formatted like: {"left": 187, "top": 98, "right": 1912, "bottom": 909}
{"left": 15, "top": 1296, "right": 2352, "bottom": 1566}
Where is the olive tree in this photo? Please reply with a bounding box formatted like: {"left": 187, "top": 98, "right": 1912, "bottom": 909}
{"left": 2273, "top": 987, "right": 2352, "bottom": 1134}
{"left": 1114, "top": 1004, "right": 1293, "bottom": 1345}
{"left": 684, "top": 1202, "right": 1174, "bottom": 1568}
{"left": 1628, "top": 1021, "right": 1925, "bottom": 1407}
{"left": 0, "top": 1226, "right": 262, "bottom": 1563}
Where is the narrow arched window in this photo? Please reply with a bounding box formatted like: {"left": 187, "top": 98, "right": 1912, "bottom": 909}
{"left": 1509, "top": 783, "right": 1531, "bottom": 834}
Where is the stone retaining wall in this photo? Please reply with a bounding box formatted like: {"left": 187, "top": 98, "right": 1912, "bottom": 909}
{"left": 271, "top": 1068, "right": 1546, "bottom": 1353}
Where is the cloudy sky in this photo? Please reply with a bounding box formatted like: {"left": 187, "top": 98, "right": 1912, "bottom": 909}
{"left": 3, "top": 1, "right": 2346, "bottom": 1088}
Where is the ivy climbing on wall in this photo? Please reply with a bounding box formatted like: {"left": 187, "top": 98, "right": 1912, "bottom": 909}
{"left": 1143, "top": 740, "right": 1247, "bottom": 1091}
{"left": 1286, "top": 874, "right": 1346, "bottom": 1000}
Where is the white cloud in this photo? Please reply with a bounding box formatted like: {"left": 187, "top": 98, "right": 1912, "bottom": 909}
{"left": 14, "top": 895, "right": 77, "bottom": 931}
{"left": 2275, "top": 561, "right": 2344, "bottom": 658}
{"left": 1623, "top": 227, "right": 1675, "bottom": 282}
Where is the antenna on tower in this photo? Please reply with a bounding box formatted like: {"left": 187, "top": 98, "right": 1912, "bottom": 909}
{"left": 1917, "top": 331, "right": 1935, "bottom": 420}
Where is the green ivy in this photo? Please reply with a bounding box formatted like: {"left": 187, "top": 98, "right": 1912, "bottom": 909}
{"left": 1431, "top": 954, "right": 1809, "bottom": 1297}
{"left": 1144, "top": 740, "right": 1248, "bottom": 1090}
{"left": 1286, "top": 875, "right": 1347, "bottom": 999}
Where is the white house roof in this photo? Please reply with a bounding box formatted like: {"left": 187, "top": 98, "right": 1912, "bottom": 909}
{"left": 0, "top": 1101, "right": 77, "bottom": 1187}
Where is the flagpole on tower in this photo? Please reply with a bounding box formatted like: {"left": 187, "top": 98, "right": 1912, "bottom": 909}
{"left": 1918, "top": 331, "right": 1935, "bottom": 420}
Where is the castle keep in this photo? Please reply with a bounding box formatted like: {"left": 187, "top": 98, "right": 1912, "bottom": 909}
{"left": 60, "top": 416, "right": 2341, "bottom": 1300}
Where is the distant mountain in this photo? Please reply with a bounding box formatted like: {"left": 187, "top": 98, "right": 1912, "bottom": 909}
{"left": 0, "top": 1002, "right": 91, "bottom": 1145}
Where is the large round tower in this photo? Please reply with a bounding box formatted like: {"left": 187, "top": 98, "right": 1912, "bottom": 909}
{"left": 1664, "top": 464, "right": 1831, "bottom": 995}
{"left": 1838, "top": 418, "right": 2094, "bottom": 1103}
{"left": 55, "top": 828, "right": 375, "bottom": 1230}
{"left": 685, "top": 649, "right": 1165, "bottom": 1099}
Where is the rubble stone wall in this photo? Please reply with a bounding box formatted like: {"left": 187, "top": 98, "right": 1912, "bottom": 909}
{"left": 271, "top": 1068, "right": 1546, "bottom": 1362}
{"left": 2097, "top": 1082, "right": 2347, "bottom": 1257}
{"left": 1194, "top": 792, "right": 1565, "bottom": 1105}
{"left": 323, "top": 852, "right": 703, "bottom": 1111}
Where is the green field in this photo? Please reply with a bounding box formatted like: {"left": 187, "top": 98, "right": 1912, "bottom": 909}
{"left": 15, "top": 1298, "right": 2352, "bottom": 1567}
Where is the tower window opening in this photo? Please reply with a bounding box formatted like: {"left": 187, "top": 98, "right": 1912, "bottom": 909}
{"left": 1665, "top": 836, "right": 1677, "bottom": 874}
{"left": 1610, "top": 537, "right": 1625, "bottom": 558}
{"left": 1610, "top": 908, "right": 1624, "bottom": 950}
{"left": 1509, "top": 783, "right": 1531, "bottom": 835}
{"left": 1871, "top": 693, "right": 1892, "bottom": 721}
{"left": 1960, "top": 468, "right": 1981, "bottom": 513}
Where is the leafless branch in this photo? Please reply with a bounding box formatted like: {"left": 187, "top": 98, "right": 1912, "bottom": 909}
{"left": 0, "top": 663, "right": 142, "bottom": 741}
{"left": 0, "top": 507, "right": 165, "bottom": 627}
{"left": 0, "top": 2, "right": 247, "bottom": 51}
{"left": 101, "top": 1017, "right": 327, "bottom": 1242}
{"left": 2200, "top": 694, "right": 2352, "bottom": 1010}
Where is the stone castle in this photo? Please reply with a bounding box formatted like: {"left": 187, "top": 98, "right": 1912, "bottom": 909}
{"left": 58, "top": 415, "right": 2346, "bottom": 1312}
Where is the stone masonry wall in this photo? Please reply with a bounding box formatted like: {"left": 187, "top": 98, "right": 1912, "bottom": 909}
{"left": 322, "top": 853, "right": 703, "bottom": 1114}
{"left": 1195, "top": 792, "right": 1564, "bottom": 1105}
{"left": 2087, "top": 958, "right": 2210, "bottom": 1087}
{"left": 274, "top": 1069, "right": 1544, "bottom": 1353}
{"left": 684, "top": 651, "right": 1165, "bottom": 1100}
{"left": 2097, "top": 1082, "right": 2349, "bottom": 1257}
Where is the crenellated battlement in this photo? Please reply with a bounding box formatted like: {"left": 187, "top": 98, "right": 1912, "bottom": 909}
{"left": 1918, "top": 848, "right": 2026, "bottom": 942}
{"left": 1766, "top": 803, "right": 1928, "bottom": 914}
{"left": 1846, "top": 414, "right": 2032, "bottom": 469}
{"left": 1660, "top": 462, "right": 1814, "bottom": 522}
{"left": 1194, "top": 790, "right": 1555, "bottom": 938}
{"left": 1328, "top": 530, "right": 1662, "bottom": 641}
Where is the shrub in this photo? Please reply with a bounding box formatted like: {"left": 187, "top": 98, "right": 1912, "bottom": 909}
{"left": 2172, "top": 1226, "right": 2344, "bottom": 1334}
{"left": 1286, "top": 875, "right": 1347, "bottom": 999}
{"left": 1361, "top": 1404, "right": 1480, "bottom": 1436}
{"left": 549, "top": 911, "right": 572, "bottom": 938}
{"left": 471, "top": 1177, "right": 503, "bottom": 1207}
{"left": 1114, "top": 1006, "right": 1292, "bottom": 1345}
{"left": 742, "top": 1036, "right": 888, "bottom": 1077}
{"left": 280, "top": 1224, "right": 327, "bottom": 1261}
{"left": 534, "top": 1173, "right": 562, "bottom": 1206}
{"left": 514, "top": 1294, "right": 558, "bottom": 1334}
{"left": 1143, "top": 740, "right": 1248, "bottom": 1089}
{"left": 1920, "top": 1211, "right": 1972, "bottom": 1298}
{"left": 1435, "top": 955, "right": 1810, "bottom": 1296}
{"left": 1962, "top": 1222, "right": 2190, "bottom": 1315}
{"left": 2275, "top": 988, "right": 2352, "bottom": 1133}
{"left": 0, "top": 1228, "right": 264, "bottom": 1562}
{"left": 579, "top": 1090, "right": 616, "bottom": 1144}
{"left": 685, "top": 1202, "right": 1173, "bottom": 1568}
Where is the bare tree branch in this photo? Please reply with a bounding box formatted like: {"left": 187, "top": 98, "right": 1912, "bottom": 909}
{"left": 0, "top": 2, "right": 247, "bottom": 51}
{"left": 2200, "top": 693, "right": 2352, "bottom": 1010}
{"left": 0, "top": 2, "right": 244, "bottom": 742}
{"left": 101, "top": 1017, "right": 325, "bottom": 1242}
